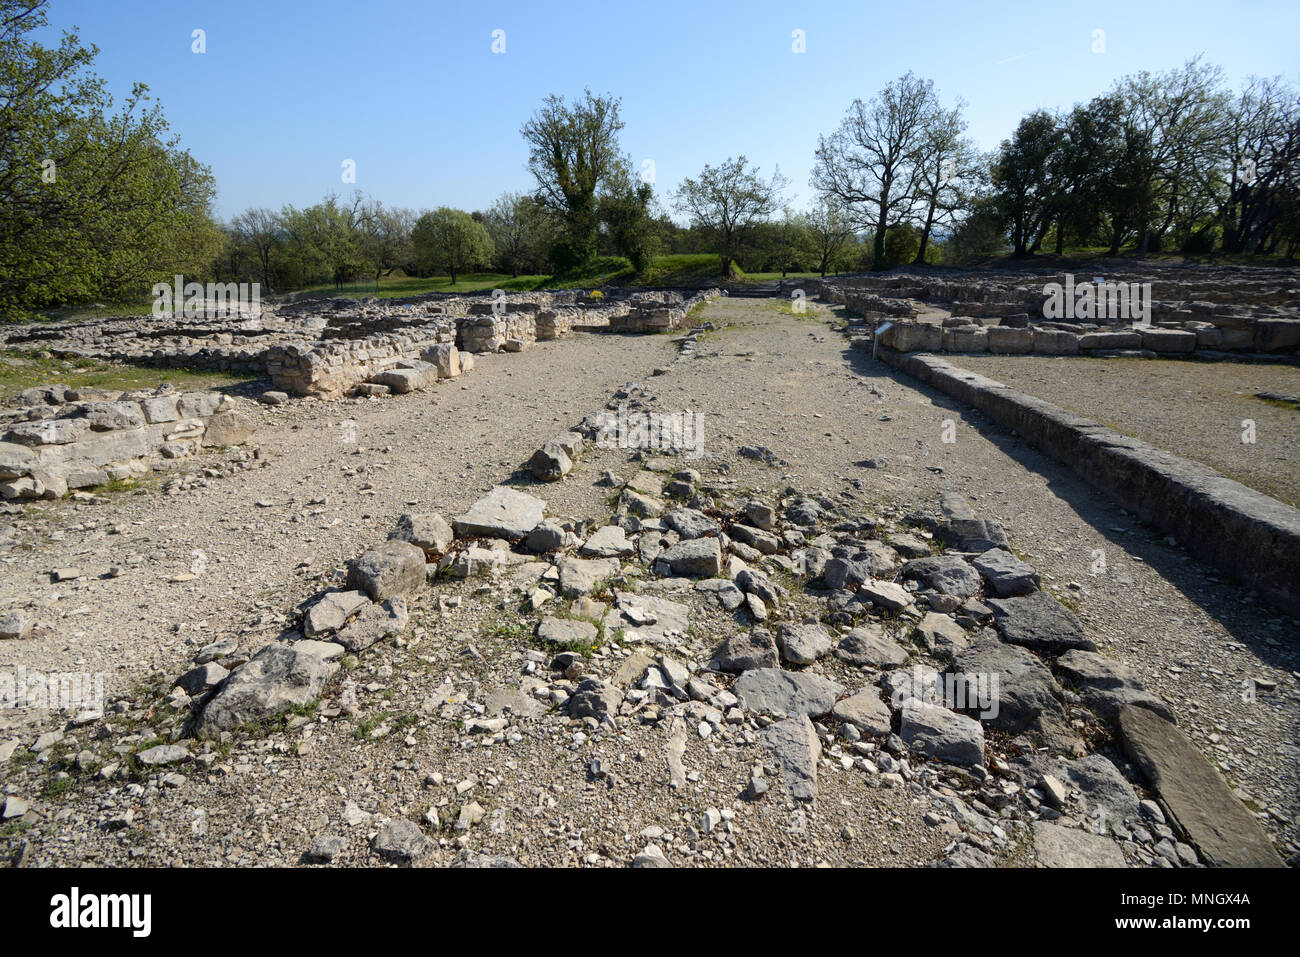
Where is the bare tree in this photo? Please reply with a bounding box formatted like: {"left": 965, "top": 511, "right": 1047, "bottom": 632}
{"left": 674, "top": 155, "right": 787, "bottom": 276}
{"left": 812, "top": 73, "right": 938, "bottom": 269}
{"left": 910, "top": 102, "right": 980, "bottom": 263}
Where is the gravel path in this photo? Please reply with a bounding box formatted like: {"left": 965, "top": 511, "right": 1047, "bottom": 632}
{"left": 947, "top": 354, "right": 1300, "bottom": 507}
{"left": 0, "top": 330, "right": 677, "bottom": 698}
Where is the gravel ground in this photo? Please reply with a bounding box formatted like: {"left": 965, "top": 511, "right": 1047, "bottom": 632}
{"left": 1, "top": 296, "right": 1296, "bottom": 867}
{"left": 947, "top": 354, "right": 1300, "bottom": 507}
{"left": 650, "top": 298, "right": 1300, "bottom": 850}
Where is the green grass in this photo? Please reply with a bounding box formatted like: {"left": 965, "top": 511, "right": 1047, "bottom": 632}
{"left": 0, "top": 348, "right": 257, "bottom": 403}
{"left": 272, "top": 254, "right": 754, "bottom": 304}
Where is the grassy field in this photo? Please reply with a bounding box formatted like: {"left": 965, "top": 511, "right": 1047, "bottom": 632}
{"left": 0, "top": 349, "right": 257, "bottom": 403}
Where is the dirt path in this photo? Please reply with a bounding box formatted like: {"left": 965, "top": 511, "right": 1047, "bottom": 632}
{"left": 0, "top": 330, "right": 677, "bottom": 700}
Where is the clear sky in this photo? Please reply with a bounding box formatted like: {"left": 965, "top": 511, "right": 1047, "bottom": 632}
{"left": 37, "top": 0, "right": 1300, "bottom": 220}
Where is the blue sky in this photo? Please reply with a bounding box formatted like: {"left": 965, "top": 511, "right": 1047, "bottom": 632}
{"left": 38, "top": 0, "right": 1300, "bottom": 220}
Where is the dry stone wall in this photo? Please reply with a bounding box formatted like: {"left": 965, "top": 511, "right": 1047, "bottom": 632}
{"left": 0, "top": 385, "right": 254, "bottom": 499}
{"left": 785, "top": 267, "right": 1300, "bottom": 356}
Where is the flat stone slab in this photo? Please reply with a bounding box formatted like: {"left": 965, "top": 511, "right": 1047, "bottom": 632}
{"left": 734, "top": 668, "right": 844, "bottom": 718}
{"left": 1116, "top": 704, "right": 1284, "bottom": 867}
{"left": 453, "top": 486, "right": 547, "bottom": 540}
{"left": 537, "top": 616, "right": 598, "bottom": 649}
{"left": 913, "top": 611, "right": 969, "bottom": 656}
{"left": 556, "top": 556, "right": 619, "bottom": 597}
{"left": 831, "top": 689, "right": 893, "bottom": 736}
{"left": 199, "top": 643, "right": 338, "bottom": 734}
{"left": 601, "top": 594, "right": 690, "bottom": 645}
{"left": 901, "top": 555, "right": 983, "bottom": 598}
{"left": 989, "top": 591, "right": 1096, "bottom": 653}
{"left": 580, "top": 525, "right": 634, "bottom": 558}
{"left": 1033, "top": 821, "right": 1127, "bottom": 867}
{"left": 856, "top": 580, "right": 912, "bottom": 611}
{"left": 835, "top": 625, "right": 909, "bottom": 668}
{"left": 899, "top": 699, "right": 984, "bottom": 768}
{"left": 334, "top": 597, "right": 407, "bottom": 653}
{"left": 305, "top": 589, "right": 370, "bottom": 635}
{"left": 708, "top": 629, "right": 779, "bottom": 673}
{"left": 665, "top": 508, "right": 720, "bottom": 539}
{"left": 659, "top": 537, "right": 722, "bottom": 577}
{"left": 954, "top": 637, "right": 1064, "bottom": 734}
{"left": 764, "top": 715, "right": 821, "bottom": 801}
{"left": 971, "top": 547, "right": 1040, "bottom": 597}
{"left": 778, "top": 623, "right": 833, "bottom": 665}
{"left": 1055, "top": 649, "right": 1174, "bottom": 723}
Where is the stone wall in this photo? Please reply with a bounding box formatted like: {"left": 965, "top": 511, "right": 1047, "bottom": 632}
{"left": 456, "top": 313, "right": 538, "bottom": 354}
{"left": 0, "top": 386, "right": 254, "bottom": 499}
{"left": 784, "top": 267, "right": 1300, "bottom": 356}
{"left": 869, "top": 316, "right": 1300, "bottom": 358}
{"left": 265, "top": 320, "right": 458, "bottom": 396}
{"left": 878, "top": 351, "right": 1300, "bottom": 617}
{"left": 606, "top": 289, "right": 723, "bottom": 333}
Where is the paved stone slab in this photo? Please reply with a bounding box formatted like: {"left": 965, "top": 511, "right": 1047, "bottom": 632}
{"left": 778, "top": 623, "right": 833, "bottom": 665}
{"left": 989, "top": 591, "right": 1096, "bottom": 653}
{"left": 764, "top": 715, "right": 821, "bottom": 801}
{"left": 580, "top": 524, "right": 634, "bottom": 558}
{"left": 835, "top": 626, "right": 909, "bottom": 668}
{"left": 1116, "top": 704, "right": 1284, "bottom": 867}
{"left": 902, "top": 555, "right": 983, "bottom": 598}
{"left": 831, "top": 689, "right": 893, "bottom": 736}
{"left": 955, "top": 637, "right": 1064, "bottom": 734}
{"left": 708, "top": 629, "right": 779, "bottom": 673}
{"left": 453, "top": 486, "right": 547, "bottom": 540}
{"left": 659, "top": 537, "right": 722, "bottom": 577}
{"left": 602, "top": 594, "right": 690, "bottom": 645}
{"left": 972, "top": 547, "right": 1040, "bottom": 597}
{"left": 199, "top": 643, "right": 338, "bottom": 733}
{"left": 1033, "top": 821, "right": 1126, "bottom": 867}
{"left": 734, "top": 668, "right": 844, "bottom": 718}
{"left": 899, "top": 699, "right": 984, "bottom": 767}
{"left": 1056, "top": 650, "right": 1174, "bottom": 723}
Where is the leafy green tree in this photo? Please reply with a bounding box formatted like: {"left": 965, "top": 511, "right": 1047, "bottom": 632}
{"left": 674, "top": 156, "right": 787, "bottom": 276}
{"left": 356, "top": 198, "right": 415, "bottom": 290}
{"left": 991, "top": 111, "right": 1060, "bottom": 256}
{"left": 1220, "top": 75, "right": 1300, "bottom": 255}
{"left": 520, "top": 90, "right": 627, "bottom": 268}
{"left": 911, "top": 102, "right": 980, "bottom": 263}
{"left": 598, "top": 167, "right": 659, "bottom": 273}
{"left": 805, "top": 199, "right": 855, "bottom": 276}
{"left": 0, "top": 0, "right": 218, "bottom": 315}
{"left": 411, "top": 207, "right": 493, "bottom": 284}
{"left": 228, "top": 208, "right": 282, "bottom": 291}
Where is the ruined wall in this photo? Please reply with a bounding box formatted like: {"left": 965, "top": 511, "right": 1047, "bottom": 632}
{"left": 265, "top": 320, "right": 458, "bottom": 396}
{"left": 0, "top": 386, "right": 254, "bottom": 499}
